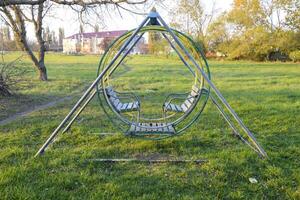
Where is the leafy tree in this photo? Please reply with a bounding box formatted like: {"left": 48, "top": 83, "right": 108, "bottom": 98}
{"left": 206, "top": 14, "right": 230, "bottom": 52}
{"left": 227, "top": 0, "right": 266, "bottom": 29}
{"left": 148, "top": 31, "right": 161, "bottom": 54}
{"left": 170, "top": 0, "right": 216, "bottom": 51}
{"left": 220, "top": 0, "right": 299, "bottom": 60}
{"left": 285, "top": 0, "right": 300, "bottom": 31}
{"left": 289, "top": 50, "right": 300, "bottom": 62}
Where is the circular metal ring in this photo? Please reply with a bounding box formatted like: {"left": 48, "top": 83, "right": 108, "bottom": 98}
{"left": 97, "top": 25, "right": 211, "bottom": 138}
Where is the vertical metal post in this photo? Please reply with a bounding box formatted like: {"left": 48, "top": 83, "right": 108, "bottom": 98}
{"left": 157, "top": 14, "right": 267, "bottom": 157}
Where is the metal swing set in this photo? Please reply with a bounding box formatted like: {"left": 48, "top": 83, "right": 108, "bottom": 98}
{"left": 35, "top": 9, "right": 267, "bottom": 158}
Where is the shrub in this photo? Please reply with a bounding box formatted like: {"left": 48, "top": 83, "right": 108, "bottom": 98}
{"left": 289, "top": 50, "right": 300, "bottom": 62}
{"left": 0, "top": 56, "right": 28, "bottom": 96}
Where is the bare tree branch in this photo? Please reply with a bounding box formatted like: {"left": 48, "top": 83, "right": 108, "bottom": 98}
{"left": 0, "top": 0, "right": 149, "bottom": 81}
{"left": 50, "top": 0, "right": 147, "bottom": 6}
{"left": 1, "top": 0, "right": 147, "bottom": 6}
{"left": 0, "top": 0, "right": 45, "bottom": 6}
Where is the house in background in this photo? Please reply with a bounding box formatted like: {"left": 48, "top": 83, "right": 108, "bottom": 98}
{"left": 63, "top": 30, "right": 146, "bottom": 54}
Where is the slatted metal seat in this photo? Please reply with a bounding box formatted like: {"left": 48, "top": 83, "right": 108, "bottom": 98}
{"left": 106, "top": 87, "right": 140, "bottom": 113}
{"left": 164, "top": 103, "right": 183, "bottom": 112}
{"left": 128, "top": 122, "right": 175, "bottom": 135}
{"left": 163, "top": 85, "right": 200, "bottom": 113}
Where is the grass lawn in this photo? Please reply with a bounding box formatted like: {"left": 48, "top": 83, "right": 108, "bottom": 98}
{"left": 0, "top": 52, "right": 299, "bottom": 199}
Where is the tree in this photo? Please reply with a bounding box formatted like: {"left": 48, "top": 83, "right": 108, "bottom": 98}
{"left": 148, "top": 31, "right": 161, "bottom": 54}
{"left": 0, "top": 23, "right": 17, "bottom": 51}
{"left": 0, "top": 0, "right": 147, "bottom": 81}
{"left": 222, "top": 0, "right": 299, "bottom": 60}
{"left": 227, "top": 0, "right": 266, "bottom": 29}
{"left": 1, "top": 4, "right": 50, "bottom": 80}
{"left": 206, "top": 14, "right": 230, "bottom": 52}
{"left": 99, "top": 37, "right": 114, "bottom": 51}
{"left": 94, "top": 24, "right": 99, "bottom": 33}
{"left": 58, "top": 27, "right": 64, "bottom": 46}
{"left": 79, "top": 24, "right": 84, "bottom": 35}
{"left": 51, "top": 30, "right": 57, "bottom": 45}
{"left": 1, "top": 25, "right": 11, "bottom": 41}
{"left": 170, "top": 0, "right": 217, "bottom": 50}
{"left": 280, "top": 0, "right": 300, "bottom": 31}
{"left": 0, "top": 56, "right": 29, "bottom": 96}
{"left": 223, "top": 0, "right": 269, "bottom": 60}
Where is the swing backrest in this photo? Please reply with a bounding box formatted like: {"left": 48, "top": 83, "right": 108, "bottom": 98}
{"left": 180, "top": 85, "right": 201, "bottom": 112}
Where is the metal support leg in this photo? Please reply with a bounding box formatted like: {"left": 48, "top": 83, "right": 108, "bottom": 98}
{"left": 209, "top": 93, "right": 261, "bottom": 155}
{"left": 62, "top": 89, "right": 98, "bottom": 134}
{"left": 157, "top": 14, "right": 267, "bottom": 158}
{"left": 107, "top": 33, "right": 145, "bottom": 78}
{"left": 35, "top": 16, "right": 150, "bottom": 157}
{"left": 209, "top": 93, "right": 239, "bottom": 136}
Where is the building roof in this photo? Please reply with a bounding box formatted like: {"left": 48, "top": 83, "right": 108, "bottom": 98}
{"left": 66, "top": 30, "right": 128, "bottom": 39}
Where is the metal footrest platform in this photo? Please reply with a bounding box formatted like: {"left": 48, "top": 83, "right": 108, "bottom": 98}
{"left": 128, "top": 123, "right": 175, "bottom": 135}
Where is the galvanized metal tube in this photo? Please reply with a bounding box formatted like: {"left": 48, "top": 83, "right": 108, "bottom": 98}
{"left": 34, "top": 16, "right": 150, "bottom": 157}
{"left": 107, "top": 32, "right": 145, "bottom": 78}
{"left": 209, "top": 94, "right": 260, "bottom": 155}
{"left": 61, "top": 89, "right": 98, "bottom": 134}
{"left": 157, "top": 14, "right": 267, "bottom": 157}
{"left": 210, "top": 94, "right": 239, "bottom": 135}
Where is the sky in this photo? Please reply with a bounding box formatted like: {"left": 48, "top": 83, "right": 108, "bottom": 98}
{"left": 28, "top": 0, "right": 233, "bottom": 39}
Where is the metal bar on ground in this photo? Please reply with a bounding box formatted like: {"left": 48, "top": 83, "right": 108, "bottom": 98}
{"left": 156, "top": 13, "right": 267, "bottom": 158}
{"left": 90, "top": 133, "right": 120, "bottom": 136}
{"left": 88, "top": 158, "right": 207, "bottom": 164}
{"left": 34, "top": 16, "right": 150, "bottom": 157}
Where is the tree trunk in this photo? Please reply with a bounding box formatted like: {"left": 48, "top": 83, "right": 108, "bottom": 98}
{"left": 37, "top": 61, "right": 47, "bottom": 81}
{"left": 34, "top": 3, "right": 48, "bottom": 81}
{"left": 2, "top": 5, "right": 48, "bottom": 81}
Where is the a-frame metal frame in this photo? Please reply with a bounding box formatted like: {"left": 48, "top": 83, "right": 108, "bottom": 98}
{"left": 35, "top": 9, "right": 267, "bottom": 158}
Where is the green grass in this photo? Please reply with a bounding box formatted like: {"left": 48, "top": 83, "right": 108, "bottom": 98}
{"left": 0, "top": 52, "right": 299, "bottom": 199}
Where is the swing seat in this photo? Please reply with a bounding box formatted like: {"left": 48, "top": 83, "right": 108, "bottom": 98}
{"left": 128, "top": 122, "right": 175, "bottom": 135}
{"left": 106, "top": 87, "right": 140, "bottom": 113}
{"left": 163, "top": 85, "right": 201, "bottom": 113}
